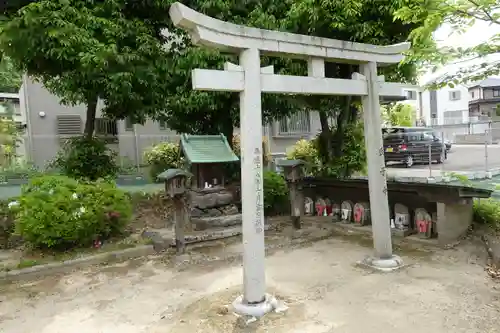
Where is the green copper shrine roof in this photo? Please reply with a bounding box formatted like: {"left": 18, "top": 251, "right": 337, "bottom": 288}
{"left": 180, "top": 133, "right": 239, "bottom": 164}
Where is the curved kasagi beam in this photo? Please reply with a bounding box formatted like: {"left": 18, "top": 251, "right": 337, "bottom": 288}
{"left": 168, "top": 2, "right": 410, "bottom": 65}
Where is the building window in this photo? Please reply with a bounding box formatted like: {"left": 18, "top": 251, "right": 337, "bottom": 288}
{"left": 95, "top": 118, "right": 118, "bottom": 142}
{"left": 443, "top": 110, "right": 464, "bottom": 124}
{"left": 493, "top": 89, "right": 500, "bottom": 97}
{"left": 278, "top": 110, "right": 310, "bottom": 135}
{"left": 470, "top": 91, "right": 475, "bottom": 99}
{"left": 405, "top": 90, "right": 417, "bottom": 100}
{"left": 449, "top": 91, "right": 461, "bottom": 101}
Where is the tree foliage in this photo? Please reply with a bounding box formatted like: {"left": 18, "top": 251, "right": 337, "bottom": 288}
{"left": 163, "top": 0, "right": 432, "bottom": 169}
{"left": 381, "top": 103, "right": 416, "bottom": 127}
{"left": 277, "top": 0, "right": 430, "bottom": 168}
{"left": 0, "top": 0, "right": 434, "bottom": 179}
{"left": 0, "top": 55, "right": 21, "bottom": 93}
{"left": 0, "top": 101, "right": 19, "bottom": 166}
{"left": 396, "top": 0, "right": 500, "bottom": 86}
{"left": 160, "top": 0, "right": 300, "bottom": 145}
{"left": 0, "top": 0, "right": 172, "bottom": 136}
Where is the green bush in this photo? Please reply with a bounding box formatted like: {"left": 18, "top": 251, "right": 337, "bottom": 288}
{"left": 49, "top": 136, "right": 119, "bottom": 180}
{"left": 286, "top": 121, "right": 366, "bottom": 179}
{"left": 263, "top": 171, "right": 289, "bottom": 214}
{"left": 14, "top": 175, "right": 132, "bottom": 249}
{"left": 143, "top": 142, "right": 183, "bottom": 182}
{"left": 320, "top": 121, "right": 366, "bottom": 178}
{"left": 473, "top": 198, "right": 500, "bottom": 229}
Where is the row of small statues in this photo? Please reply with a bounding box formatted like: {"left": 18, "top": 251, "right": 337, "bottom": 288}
{"left": 303, "top": 197, "right": 435, "bottom": 238}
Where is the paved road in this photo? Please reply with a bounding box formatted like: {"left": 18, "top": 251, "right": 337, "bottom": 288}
{"left": 387, "top": 144, "right": 500, "bottom": 172}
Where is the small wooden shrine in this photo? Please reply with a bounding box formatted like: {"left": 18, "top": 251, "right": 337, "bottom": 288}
{"left": 180, "top": 133, "right": 239, "bottom": 189}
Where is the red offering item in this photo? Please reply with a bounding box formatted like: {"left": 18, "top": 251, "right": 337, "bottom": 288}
{"left": 416, "top": 220, "right": 428, "bottom": 233}
{"left": 354, "top": 207, "right": 362, "bottom": 223}
{"left": 315, "top": 204, "right": 325, "bottom": 216}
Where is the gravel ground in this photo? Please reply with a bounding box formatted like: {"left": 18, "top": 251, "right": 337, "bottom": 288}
{"left": 1, "top": 233, "right": 499, "bottom": 333}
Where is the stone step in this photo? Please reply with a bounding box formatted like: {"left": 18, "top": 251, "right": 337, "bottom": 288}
{"left": 191, "top": 214, "right": 242, "bottom": 230}
{"left": 142, "top": 224, "right": 271, "bottom": 252}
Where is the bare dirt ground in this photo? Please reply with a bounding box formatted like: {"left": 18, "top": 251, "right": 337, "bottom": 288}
{"left": 0, "top": 233, "right": 499, "bottom": 333}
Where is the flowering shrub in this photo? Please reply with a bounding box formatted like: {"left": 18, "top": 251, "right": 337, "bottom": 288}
{"left": 143, "top": 142, "right": 183, "bottom": 182}
{"left": 286, "top": 121, "right": 367, "bottom": 178}
{"left": 14, "top": 175, "right": 132, "bottom": 249}
{"left": 286, "top": 139, "right": 321, "bottom": 175}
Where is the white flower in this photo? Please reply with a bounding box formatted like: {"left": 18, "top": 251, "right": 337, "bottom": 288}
{"left": 48, "top": 189, "right": 54, "bottom": 195}
{"left": 8, "top": 201, "right": 19, "bottom": 209}
{"left": 72, "top": 193, "right": 78, "bottom": 199}
{"left": 73, "top": 206, "right": 86, "bottom": 218}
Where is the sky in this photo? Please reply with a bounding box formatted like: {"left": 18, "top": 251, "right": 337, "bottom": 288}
{"left": 419, "top": 20, "right": 500, "bottom": 85}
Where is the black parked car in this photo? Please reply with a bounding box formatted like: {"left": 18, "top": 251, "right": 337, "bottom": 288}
{"left": 383, "top": 126, "right": 451, "bottom": 152}
{"left": 383, "top": 129, "right": 447, "bottom": 168}
{"left": 443, "top": 138, "right": 452, "bottom": 152}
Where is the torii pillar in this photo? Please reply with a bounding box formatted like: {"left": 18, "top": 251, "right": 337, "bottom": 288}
{"left": 169, "top": 2, "right": 408, "bottom": 317}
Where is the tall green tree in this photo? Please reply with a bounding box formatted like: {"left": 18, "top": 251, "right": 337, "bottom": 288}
{"left": 278, "top": 0, "right": 429, "bottom": 173}
{"left": 0, "top": 0, "right": 173, "bottom": 137}
{"left": 396, "top": 0, "right": 500, "bottom": 86}
{"left": 163, "top": 0, "right": 431, "bottom": 171}
{"left": 160, "top": 0, "right": 300, "bottom": 146}
{"left": 381, "top": 103, "right": 416, "bottom": 127}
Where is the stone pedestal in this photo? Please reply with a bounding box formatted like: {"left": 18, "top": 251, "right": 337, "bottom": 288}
{"left": 359, "top": 255, "right": 405, "bottom": 272}
{"left": 232, "top": 294, "right": 278, "bottom": 318}
{"left": 189, "top": 186, "right": 240, "bottom": 231}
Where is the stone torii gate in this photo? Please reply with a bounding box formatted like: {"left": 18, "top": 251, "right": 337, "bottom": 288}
{"left": 169, "top": 2, "right": 409, "bottom": 317}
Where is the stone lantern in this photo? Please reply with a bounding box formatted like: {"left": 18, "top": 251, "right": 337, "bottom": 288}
{"left": 280, "top": 159, "right": 305, "bottom": 183}
{"left": 277, "top": 160, "right": 305, "bottom": 229}
{"left": 157, "top": 169, "right": 192, "bottom": 254}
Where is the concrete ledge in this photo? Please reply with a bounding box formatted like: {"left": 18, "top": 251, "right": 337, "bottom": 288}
{"left": 142, "top": 225, "right": 272, "bottom": 253}
{"left": 1, "top": 221, "right": 441, "bottom": 282}
{"left": 0, "top": 245, "right": 155, "bottom": 283}
{"left": 387, "top": 168, "right": 500, "bottom": 184}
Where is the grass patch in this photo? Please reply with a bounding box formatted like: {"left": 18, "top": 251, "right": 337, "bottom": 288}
{"left": 474, "top": 198, "right": 500, "bottom": 230}
{"left": 16, "top": 259, "right": 39, "bottom": 269}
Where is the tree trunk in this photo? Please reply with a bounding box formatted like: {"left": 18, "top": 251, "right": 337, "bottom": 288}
{"left": 222, "top": 122, "right": 234, "bottom": 151}
{"left": 318, "top": 110, "right": 332, "bottom": 164}
{"left": 84, "top": 96, "right": 98, "bottom": 139}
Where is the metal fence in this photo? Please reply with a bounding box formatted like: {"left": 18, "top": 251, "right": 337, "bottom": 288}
{"left": 18, "top": 133, "right": 181, "bottom": 170}
{"left": 8, "top": 121, "right": 500, "bottom": 175}
{"left": 429, "top": 120, "right": 500, "bottom": 143}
